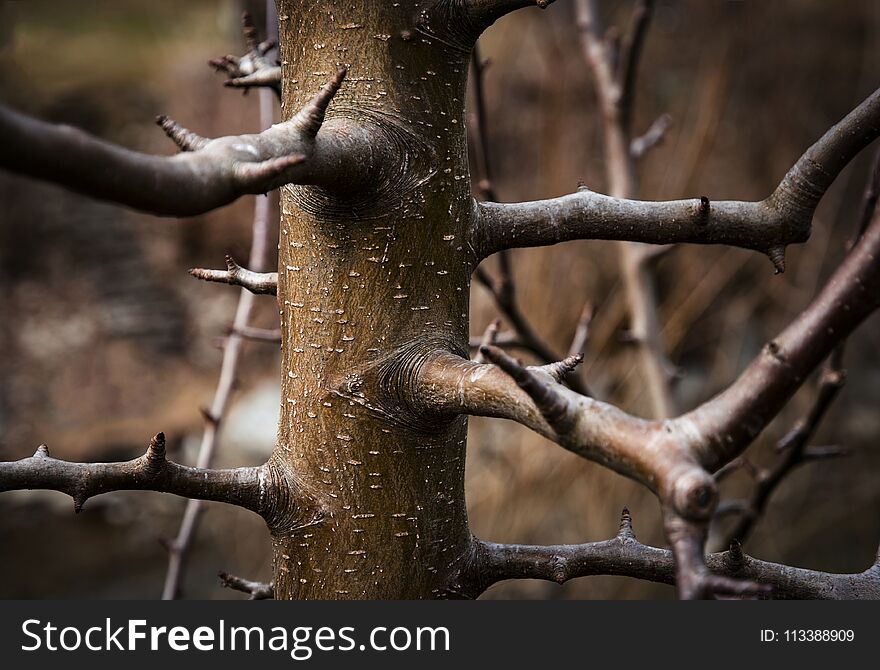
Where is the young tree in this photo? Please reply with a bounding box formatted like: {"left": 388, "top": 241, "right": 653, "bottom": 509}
{"left": 1, "top": 0, "right": 880, "bottom": 600}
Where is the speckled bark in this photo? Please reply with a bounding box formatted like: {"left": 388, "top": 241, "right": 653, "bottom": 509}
{"left": 268, "top": 0, "right": 476, "bottom": 599}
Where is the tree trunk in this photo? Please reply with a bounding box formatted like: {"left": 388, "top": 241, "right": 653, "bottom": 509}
{"left": 269, "top": 0, "right": 475, "bottom": 599}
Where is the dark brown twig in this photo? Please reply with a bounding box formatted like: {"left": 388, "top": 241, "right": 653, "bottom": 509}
{"left": 218, "top": 571, "right": 275, "bottom": 600}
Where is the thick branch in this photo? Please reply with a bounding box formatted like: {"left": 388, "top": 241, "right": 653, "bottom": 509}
{"left": 0, "top": 435, "right": 268, "bottom": 516}
{"left": 686, "top": 202, "right": 880, "bottom": 472}
{"left": 190, "top": 255, "right": 278, "bottom": 295}
{"left": 460, "top": 510, "right": 880, "bottom": 599}
{"left": 420, "top": 199, "right": 880, "bottom": 596}
{"left": 0, "top": 69, "right": 378, "bottom": 217}
{"left": 471, "top": 87, "right": 880, "bottom": 259}
{"left": 425, "top": 202, "right": 880, "bottom": 498}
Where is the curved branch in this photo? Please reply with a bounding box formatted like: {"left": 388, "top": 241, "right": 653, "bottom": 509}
{"left": 686, "top": 201, "right": 880, "bottom": 472}
{"left": 419, "top": 198, "right": 880, "bottom": 597}
{"left": 0, "top": 69, "right": 376, "bottom": 217}
{"left": 190, "top": 255, "right": 278, "bottom": 295}
{"left": 459, "top": 509, "right": 880, "bottom": 599}
{"left": 471, "top": 87, "right": 880, "bottom": 260}
{"left": 0, "top": 434, "right": 268, "bottom": 516}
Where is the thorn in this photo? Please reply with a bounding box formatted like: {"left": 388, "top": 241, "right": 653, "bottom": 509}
{"left": 73, "top": 495, "right": 86, "bottom": 514}
{"left": 292, "top": 68, "right": 348, "bottom": 137}
{"left": 543, "top": 353, "right": 584, "bottom": 382}
{"left": 550, "top": 557, "right": 567, "bottom": 584}
{"left": 480, "top": 344, "right": 574, "bottom": 429}
{"left": 155, "top": 115, "right": 209, "bottom": 152}
{"left": 158, "top": 536, "right": 179, "bottom": 554}
{"left": 34, "top": 444, "right": 50, "bottom": 458}
{"left": 695, "top": 196, "right": 710, "bottom": 226}
{"left": 766, "top": 245, "right": 786, "bottom": 274}
{"left": 576, "top": 180, "right": 590, "bottom": 192}
{"left": 727, "top": 538, "right": 744, "bottom": 566}
{"left": 224, "top": 254, "right": 241, "bottom": 273}
{"left": 618, "top": 506, "right": 635, "bottom": 540}
{"left": 145, "top": 432, "right": 167, "bottom": 473}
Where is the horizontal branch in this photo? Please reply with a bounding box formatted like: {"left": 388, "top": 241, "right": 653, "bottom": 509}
{"left": 0, "top": 69, "right": 376, "bottom": 217}
{"left": 0, "top": 434, "right": 268, "bottom": 516}
{"left": 423, "top": 199, "right": 880, "bottom": 503}
{"left": 190, "top": 256, "right": 278, "bottom": 295}
{"left": 218, "top": 571, "right": 274, "bottom": 600}
{"left": 472, "top": 87, "right": 880, "bottom": 260}
{"left": 460, "top": 510, "right": 880, "bottom": 599}
{"left": 419, "top": 197, "right": 880, "bottom": 597}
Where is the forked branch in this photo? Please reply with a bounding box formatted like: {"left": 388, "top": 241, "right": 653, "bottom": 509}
{"left": 0, "top": 69, "right": 371, "bottom": 216}
{"left": 419, "top": 201, "right": 880, "bottom": 597}
{"left": 190, "top": 256, "right": 278, "bottom": 295}
{"left": 471, "top": 87, "right": 880, "bottom": 260}
{"left": 0, "top": 434, "right": 268, "bottom": 516}
{"left": 210, "top": 12, "right": 282, "bottom": 96}
{"left": 458, "top": 509, "right": 880, "bottom": 599}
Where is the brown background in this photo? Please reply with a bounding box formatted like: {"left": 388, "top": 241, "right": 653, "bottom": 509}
{"left": 0, "top": 0, "right": 878, "bottom": 599}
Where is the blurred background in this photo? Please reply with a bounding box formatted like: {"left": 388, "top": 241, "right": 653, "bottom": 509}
{"left": 0, "top": 0, "right": 878, "bottom": 599}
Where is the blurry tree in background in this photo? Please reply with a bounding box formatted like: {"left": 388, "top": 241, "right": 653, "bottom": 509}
{"left": 0, "top": 0, "right": 879, "bottom": 599}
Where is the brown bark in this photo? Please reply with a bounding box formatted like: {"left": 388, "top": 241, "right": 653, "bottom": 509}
{"left": 266, "top": 0, "right": 479, "bottom": 599}
{"left": 1, "top": 0, "right": 880, "bottom": 600}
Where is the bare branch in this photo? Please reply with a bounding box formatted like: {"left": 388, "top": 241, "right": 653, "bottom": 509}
{"left": 617, "top": 0, "right": 654, "bottom": 130}
{"left": 630, "top": 113, "right": 672, "bottom": 159}
{"left": 233, "top": 326, "right": 282, "bottom": 343}
{"left": 567, "top": 301, "right": 594, "bottom": 358}
{"left": 210, "top": 11, "right": 281, "bottom": 96}
{"left": 715, "top": 148, "right": 880, "bottom": 547}
{"left": 474, "top": 264, "right": 591, "bottom": 395}
{"left": 190, "top": 255, "right": 278, "bottom": 295}
{"left": 575, "top": 0, "right": 675, "bottom": 418}
{"left": 162, "top": 56, "right": 279, "bottom": 600}
{"left": 0, "top": 69, "right": 374, "bottom": 217}
{"left": 471, "top": 87, "right": 880, "bottom": 259}
{"left": 419, "top": 200, "right": 880, "bottom": 596}
{"left": 0, "top": 435, "right": 268, "bottom": 516}
{"left": 473, "top": 318, "right": 502, "bottom": 362}
{"left": 218, "top": 571, "right": 274, "bottom": 600}
{"left": 457, "top": 509, "right": 880, "bottom": 599}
